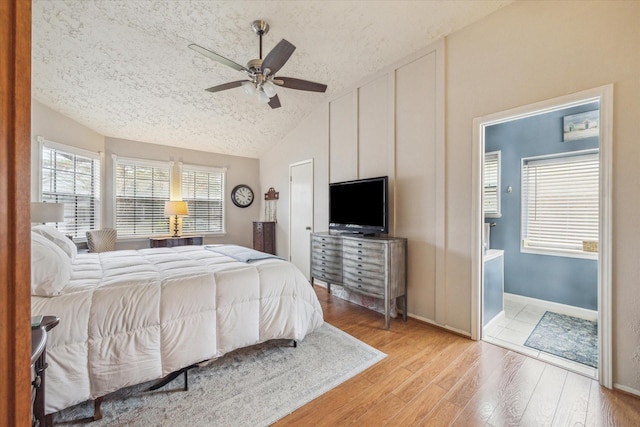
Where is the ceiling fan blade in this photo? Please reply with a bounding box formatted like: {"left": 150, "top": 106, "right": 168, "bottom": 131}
{"left": 278, "top": 77, "right": 327, "bottom": 93}
{"left": 188, "top": 43, "right": 250, "bottom": 74}
{"left": 268, "top": 94, "right": 282, "bottom": 109}
{"left": 205, "top": 80, "right": 247, "bottom": 93}
{"left": 262, "top": 39, "right": 296, "bottom": 75}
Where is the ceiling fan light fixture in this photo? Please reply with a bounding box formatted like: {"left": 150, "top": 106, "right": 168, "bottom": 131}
{"left": 262, "top": 80, "right": 277, "bottom": 98}
{"left": 257, "top": 88, "right": 271, "bottom": 104}
{"left": 241, "top": 81, "right": 256, "bottom": 96}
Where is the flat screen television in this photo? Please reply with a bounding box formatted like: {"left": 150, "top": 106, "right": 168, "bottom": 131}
{"left": 329, "top": 176, "right": 388, "bottom": 235}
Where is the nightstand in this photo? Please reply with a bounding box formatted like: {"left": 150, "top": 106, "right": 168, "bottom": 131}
{"left": 149, "top": 236, "right": 203, "bottom": 248}
{"left": 32, "top": 315, "right": 59, "bottom": 427}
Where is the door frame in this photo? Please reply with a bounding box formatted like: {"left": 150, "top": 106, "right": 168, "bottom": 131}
{"left": 1, "top": 0, "right": 33, "bottom": 423}
{"left": 288, "top": 158, "right": 314, "bottom": 270}
{"left": 470, "top": 85, "right": 613, "bottom": 388}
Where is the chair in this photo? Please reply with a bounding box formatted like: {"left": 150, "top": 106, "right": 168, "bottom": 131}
{"left": 86, "top": 229, "right": 117, "bottom": 253}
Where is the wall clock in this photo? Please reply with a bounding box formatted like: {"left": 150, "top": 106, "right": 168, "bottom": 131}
{"left": 231, "top": 184, "right": 254, "bottom": 208}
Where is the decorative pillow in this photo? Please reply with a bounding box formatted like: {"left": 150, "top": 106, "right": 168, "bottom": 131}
{"left": 31, "top": 232, "right": 72, "bottom": 296}
{"left": 32, "top": 225, "right": 77, "bottom": 260}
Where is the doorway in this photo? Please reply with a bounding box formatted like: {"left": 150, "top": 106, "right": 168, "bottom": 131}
{"left": 471, "top": 85, "right": 613, "bottom": 388}
{"left": 289, "top": 159, "right": 314, "bottom": 279}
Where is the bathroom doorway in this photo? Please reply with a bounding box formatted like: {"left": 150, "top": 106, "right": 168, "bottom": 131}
{"left": 471, "top": 85, "right": 613, "bottom": 387}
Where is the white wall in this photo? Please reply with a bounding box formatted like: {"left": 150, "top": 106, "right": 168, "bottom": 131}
{"left": 259, "top": 104, "right": 330, "bottom": 258}
{"left": 32, "top": 101, "right": 261, "bottom": 249}
{"left": 260, "top": 1, "right": 640, "bottom": 393}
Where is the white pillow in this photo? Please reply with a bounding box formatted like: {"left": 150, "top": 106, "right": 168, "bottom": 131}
{"left": 32, "top": 225, "right": 77, "bottom": 261}
{"left": 31, "top": 232, "right": 72, "bottom": 296}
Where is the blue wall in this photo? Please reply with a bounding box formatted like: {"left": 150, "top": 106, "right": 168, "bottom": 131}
{"left": 485, "top": 102, "right": 599, "bottom": 310}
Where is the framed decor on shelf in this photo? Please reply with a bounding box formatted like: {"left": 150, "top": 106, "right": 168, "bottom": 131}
{"left": 563, "top": 110, "right": 599, "bottom": 141}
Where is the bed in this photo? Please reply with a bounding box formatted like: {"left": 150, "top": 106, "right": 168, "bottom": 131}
{"left": 30, "top": 226, "right": 324, "bottom": 416}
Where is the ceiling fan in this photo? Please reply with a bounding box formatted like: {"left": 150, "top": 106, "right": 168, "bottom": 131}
{"left": 189, "top": 20, "right": 327, "bottom": 109}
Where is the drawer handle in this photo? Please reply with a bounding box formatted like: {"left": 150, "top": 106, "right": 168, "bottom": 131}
{"left": 357, "top": 264, "right": 362, "bottom": 267}
{"left": 358, "top": 278, "right": 362, "bottom": 281}
{"left": 357, "top": 257, "right": 362, "bottom": 261}
{"left": 321, "top": 268, "right": 325, "bottom": 271}
{"left": 358, "top": 250, "right": 362, "bottom": 254}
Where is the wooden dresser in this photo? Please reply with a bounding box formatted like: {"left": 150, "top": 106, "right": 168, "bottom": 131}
{"left": 149, "top": 236, "right": 203, "bottom": 248}
{"left": 310, "top": 232, "right": 407, "bottom": 329}
{"left": 253, "top": 221, "right": 276, "bottom": 255}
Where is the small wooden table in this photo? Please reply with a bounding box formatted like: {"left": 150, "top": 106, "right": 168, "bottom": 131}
{"left": 149, "top": 235, "right": 203, "bottom": 248}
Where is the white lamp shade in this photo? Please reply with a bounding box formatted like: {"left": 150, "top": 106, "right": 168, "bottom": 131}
{"left": 257, "top": 88, "right": 270, "bottom": 104}
{"left": 31, "top": 202, "right": 65, "bottom": 223}
{"left": 241, "top": 81, "right": 256, "bottom": 96}
{"left": 164, "top": 201, "right": 189, "bottom": 217}
{"left": 262, "top": 80, "right": 277, "bottom": 98}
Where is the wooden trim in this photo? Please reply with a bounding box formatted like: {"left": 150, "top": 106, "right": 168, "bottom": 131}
{"left": 0, "top": 0, "right": 32, "bottom": 425}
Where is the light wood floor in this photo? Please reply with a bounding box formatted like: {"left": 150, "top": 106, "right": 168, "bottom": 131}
{"left": 275, "top": 286, "right": 640, "bottom": 426}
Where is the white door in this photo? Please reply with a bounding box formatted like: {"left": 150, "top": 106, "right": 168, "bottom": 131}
{"left": 289, "top": 160, "right": 314, "bottom": 280}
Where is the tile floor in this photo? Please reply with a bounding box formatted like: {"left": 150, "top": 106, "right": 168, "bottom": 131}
{"left": 483, "top": 297, "right": 598, "bottom": 378}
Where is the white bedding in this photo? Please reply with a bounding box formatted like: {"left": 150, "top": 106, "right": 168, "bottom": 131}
{"left": 31, "top": 246, "right": 324, "bottom": 414}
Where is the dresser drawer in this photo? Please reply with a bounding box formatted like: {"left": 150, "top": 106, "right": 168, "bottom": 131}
{"left": 343, "top": 257, "right": 386, "bottom": 275}
{"left": 311, "top": 238, "right": 342, "bottom": 252}
{"left": 342, "top": 271, "right": 385, "bottom": 297}
{"left": 342, "top": 239, "right": 385, "bottom": 252}
{"left": 342, "top": 247, "right": 385, "bottom": 265}
{"left": 311, "top": 267, "right": 342, "bottom": 283}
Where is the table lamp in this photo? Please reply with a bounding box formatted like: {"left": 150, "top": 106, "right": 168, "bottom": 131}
{"left": 164, "top": 201, "right": 189, "bottom": 237}
{"left": 31, "top": 202, "right": 65, "bottom": 224}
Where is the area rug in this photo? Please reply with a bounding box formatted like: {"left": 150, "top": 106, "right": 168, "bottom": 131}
{"left": 524, "top": 311, "right": 598, "bottom": 368}
{"left": 53, "top": 323, "right": 385, "bottom": 426}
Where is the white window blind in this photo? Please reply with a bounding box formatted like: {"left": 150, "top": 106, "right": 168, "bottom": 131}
{"left": 41, "top": 141, "right": 101, "bottom": 240}
{"left": 115, "top": 157, "right": 171, "bottom": 236}
{"left": 181, "top": 165, "right": 225, "bottom": 233}
{"left": 484, "top": 151, "right": 501, "bottom": 217}
{"left": 521, "top": 151, "right": 599, "bottom": 256}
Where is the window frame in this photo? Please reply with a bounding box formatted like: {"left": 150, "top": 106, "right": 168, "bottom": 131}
{"left": 484, "top": 150, "right": 501, "bottom": 218}
{"left": 180, "top": 163, "right": 227, "bottom": 235}
{"left": 520, "top": 149, "right": 599, "bottom": 260}
{"left": 112, "top": 155, "right": 172, "bottom": 238}
{"left": 38, "top": 136, "right": 102, "bottom": 241}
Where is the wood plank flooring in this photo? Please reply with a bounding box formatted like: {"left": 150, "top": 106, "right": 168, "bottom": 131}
{"left": 274, "top": 287, "right": 640, "bottom": 426}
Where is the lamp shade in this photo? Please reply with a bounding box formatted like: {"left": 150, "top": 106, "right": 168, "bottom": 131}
{"left": 164, "top": 201, "right": 189, "bottom": 217}
{"left": 31, "top": 202, "right": 65, "bottom": 223}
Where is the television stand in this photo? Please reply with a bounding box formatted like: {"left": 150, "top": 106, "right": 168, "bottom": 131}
{"left": 310, "top": 232, "right": 407, "bottom": 329}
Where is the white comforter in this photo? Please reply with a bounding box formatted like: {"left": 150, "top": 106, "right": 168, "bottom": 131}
{"left": 31, "top": 246, "right": 324, "bottom": 414}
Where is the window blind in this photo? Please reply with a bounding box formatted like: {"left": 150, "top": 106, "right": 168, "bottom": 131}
{"left": 115, "top": 158, "right": 171, "bottom": 236}
{"left": 41, "top": 142, "right": 101, "bottom": 240}
{"left": 181, "top": 165, "right": 225, "bottom": 233}
{"left": 521, "top": 151, "right": 599, "bottom": 255}
{"left": 484, "top": 151, "right": 500, "bottom": 216}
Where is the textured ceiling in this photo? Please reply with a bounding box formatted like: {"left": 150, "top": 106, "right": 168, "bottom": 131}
{"left": 32, "top": 0, "right": 511, "bottom": 158}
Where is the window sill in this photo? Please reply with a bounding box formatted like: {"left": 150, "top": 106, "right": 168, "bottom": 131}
{"left": 520, "top": 246, "right": 598, "bottom": 261}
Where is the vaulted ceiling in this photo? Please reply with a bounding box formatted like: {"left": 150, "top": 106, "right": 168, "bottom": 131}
{"left": 32, "top": 0, "right": 511, "bottom": 158}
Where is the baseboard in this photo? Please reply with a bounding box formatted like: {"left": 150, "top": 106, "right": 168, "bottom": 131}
{"left": 613, "top": 383, "right": 640, "bottom": 398}
{"left": 407, "top": 313, "right": 471, "bottom": 338}
{"left": 483, "top": 310, "right": 505, "bottom": 330}
{"left": 504, "top": 293, "right": 597, "bottom": 321}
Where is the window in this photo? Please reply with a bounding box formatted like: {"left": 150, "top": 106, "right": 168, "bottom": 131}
{"left": 181, "top": 164, "right": 225, "bottom": 234}
{"left": 521, "top": 150, "right": 599, "bottom": 258}
{"left": 40, "top": 139, "right": 101, "bottom": 240}
{"left": 484, "top": 151, "right": 501, "bottom": 217}
{"left": 114, "top": 156, "right": 171, "bottom": 237}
